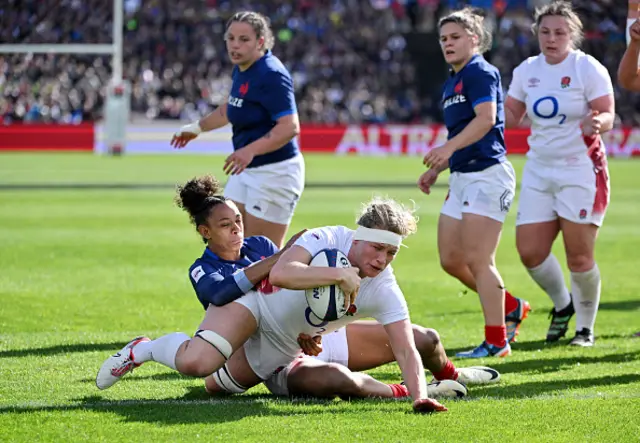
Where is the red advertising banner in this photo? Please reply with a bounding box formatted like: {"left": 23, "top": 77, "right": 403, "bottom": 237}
{"left": 0, "top": 123, "right": 94, "bottom": 151}
{"left": 1, "top": 123, "right": 640, "bottom": 156}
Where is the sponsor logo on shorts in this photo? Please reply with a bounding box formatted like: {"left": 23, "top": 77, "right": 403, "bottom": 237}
{"left": 499, "top": 190, "right": 512, "bottom": 213}
{"left": 579, "top": 209, "right": 587, "bottom": 219}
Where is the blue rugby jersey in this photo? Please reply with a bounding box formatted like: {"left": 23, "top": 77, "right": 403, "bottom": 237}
{"left": 226, "top": 50, "right": 299, "bottom": 168}
{"left": 188, "top": 235, "right": 278, "bottom": 309}
{"left": 441, "top": 54, "right": 507, "bottom": 173}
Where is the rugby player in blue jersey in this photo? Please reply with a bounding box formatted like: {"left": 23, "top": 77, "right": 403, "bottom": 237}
{"left": 170, "top": 11, "right": 303, "bottom": 249}
{"left": 418, "top": 8, "right": 529, "bottom": 358}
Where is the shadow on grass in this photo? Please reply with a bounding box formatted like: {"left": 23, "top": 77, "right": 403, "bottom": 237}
{"left": 468, "top": 373, "right": 640, "bottom": 399}
{"left": 599, "top": 299, "right": 640, "bottom": 311}
{"left": 0, "top": 387, "right": 406, "bottom": 424}
{"left": 0, "top": 341, "right": 128, "bottom": 359}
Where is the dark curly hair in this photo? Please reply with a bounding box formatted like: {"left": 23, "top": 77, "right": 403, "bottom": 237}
{"left": 175, "top": 175, "right": 227, "bottom": 243}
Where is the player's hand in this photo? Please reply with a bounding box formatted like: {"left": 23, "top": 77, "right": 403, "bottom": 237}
{"left": 417, "top": 168, "right": 439, "bottom": 195}
{"left": 283, "top": 229, "right": 307, "bottom": 251}
{"left": 413, "top": 398, "right": 448, "bottom": 414}
{"left": 582, "top": 110, "right": 603, "bottom": 136}
{"left": 224, "top": 148, "right": 255, "bottom": 175}
{"left": 632, "top": 17, "right": 640, "bottom": 42}
{"left": 423, "top": 144, "right": 455, "bottom": 171}
{"left": 171, "top": 122, "right": 201, "bottom": 149}
{"left": 339, "top": 267, "right": 361, "bottom": 309}
{"left": 297, "top": 333, "right": 322, "bottom": 356}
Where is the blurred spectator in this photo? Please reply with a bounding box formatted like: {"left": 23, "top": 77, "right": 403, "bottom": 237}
{"left": 0, "top": 0, "right": 637, "bottom": 125}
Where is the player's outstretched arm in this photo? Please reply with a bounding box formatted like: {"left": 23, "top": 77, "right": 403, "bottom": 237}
{"left": 504, "top": 96, "right": 527, "bottom": 128}
{"left": 171, "top": 103, "right": 229, "bottom": 149}
{"left": 619, "top": 39, "right": 640, "bottom": 91}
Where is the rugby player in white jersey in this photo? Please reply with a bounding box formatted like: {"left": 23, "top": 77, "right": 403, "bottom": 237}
{"left": 504, "top": 1, "right": 614, "bottom": 347}
{"left": 96, "top": 197, "right": 448, "bottom": 413}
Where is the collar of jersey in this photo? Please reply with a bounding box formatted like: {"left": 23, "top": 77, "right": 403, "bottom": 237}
{"left": 449, "top": 54, "right": 482, "bottom": 77}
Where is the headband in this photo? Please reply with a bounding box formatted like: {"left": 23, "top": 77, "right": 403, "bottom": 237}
{"left": 353, "top": 226, "right": 403, "bottom": 248}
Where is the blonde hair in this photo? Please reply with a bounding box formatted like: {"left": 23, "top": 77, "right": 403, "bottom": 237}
{"left": 532, "top": 1, "right": 583, "bottom": 48}
{"left": 439, "top": 7, "right": 492, "bottom": 54}
{"left": 356, "top": 197, "right": 418, "bottom": 238}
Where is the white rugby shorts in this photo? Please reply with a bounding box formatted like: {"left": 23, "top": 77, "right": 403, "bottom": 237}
{"left": 224, "top": 154, "right": 305, "bottom": 225}
{"left": 441, "top": 161, "right": 516, "bottom": 223}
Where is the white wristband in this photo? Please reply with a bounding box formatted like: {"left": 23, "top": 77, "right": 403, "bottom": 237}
{"left": 179, "top": 121, "right": 202, "bottom": 136}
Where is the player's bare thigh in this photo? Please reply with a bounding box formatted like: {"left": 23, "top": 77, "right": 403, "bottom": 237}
{"left": 516, "top": 220, "right": 561, "bottom": 268}
{"left": 344, "top": 320, "right": 396, "bottom": 371}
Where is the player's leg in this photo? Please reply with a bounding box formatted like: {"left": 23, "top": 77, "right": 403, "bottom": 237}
{"left": 345, "top": 321, "right": 499, "bottom": 385}
{"left": 439, "top": 186, "right": 526, "bottom": 342}
{"left": 455, "top": 162, "right": 516, "bottom": 358}
{"left": 516, "top": 161, "right": 572, "bottom": 342}
{"left": 96, "top": 299, "right": 258, "bottom": 390}
{"left": 203, "top": 346, "right": 263, "bottom": 395}
{"left": 555, "top": 159, "right": 609, "bottom": 347}
{"left": 242, "top": 156, "right": 304, "bottom": 247}
{"left": 287, "top": 358, "right": 407, "bottom": 399}
{"left": 223, "top": 173, "right": 247, "bottom": 222}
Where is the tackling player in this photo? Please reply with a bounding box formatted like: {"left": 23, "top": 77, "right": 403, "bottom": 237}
{"left": 505, "top": 1, "right": 614, "bottom": 346}
{"left": 170, "top": 11, "right": 304, "bottom": 248}
{"left": 418, "top": 7, "right": 529, "bottom": 359}
{"left": 97, "top": 193, "right": 449, "bottom": 413}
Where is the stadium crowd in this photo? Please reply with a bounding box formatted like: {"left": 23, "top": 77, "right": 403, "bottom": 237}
{"left": 0, "top": 0, "right": 635, "bottom": 125}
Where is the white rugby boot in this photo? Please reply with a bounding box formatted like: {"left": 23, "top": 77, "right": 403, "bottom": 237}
{"left": 96, "top": 336, "right": 150, "bottom": 390}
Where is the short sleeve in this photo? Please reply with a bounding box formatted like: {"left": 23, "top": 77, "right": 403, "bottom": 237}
{"left": 507, "top": 63, "right": 526, "bottom": 103}
{"left": 367, "top": 273, "right": 410, "bottom": 325}
{"left": 465, "top": 66, "right": 499, "bottom": 108}
{"left": 294, "top": 226, "right": 349, "bottom": 259}
{"left": 583, "top": 56, "right": 614, "bottom": 102}
{"left": 259, "top": 70, "right": 297, "bottom": 121}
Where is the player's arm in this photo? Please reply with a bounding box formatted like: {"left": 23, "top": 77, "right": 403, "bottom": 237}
{"left": 618, "top": 26, "right": 640, "bottom": 91}
{"left": 504, "top": 96, "right": 526, "bottom": 128}
{"left": 269, "top": 245, "right": 348, "bottom": 290}
{"left": 242, "top": 112, "right": 300, "bottom": 157}
{"left": 383, "top": 319, "right": 429, "bottom": 401}
{"left": 446, "top": 100, "right": 497, "bottom": 152}
{"left": 193, "top": 256, "right": 280, "bottom": 307}
{"left": 171, "top": 100, "right": 229, "bottom": 149}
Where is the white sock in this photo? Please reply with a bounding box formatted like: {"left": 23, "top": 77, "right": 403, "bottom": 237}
{"left": 527, "top": 254, "right": 571, "bottom": 311}
{"left": 132, "top": 332, "right": 190, "bottom": 370}
{"left": 571, "top": 265, "right": 601, "bottom": 332}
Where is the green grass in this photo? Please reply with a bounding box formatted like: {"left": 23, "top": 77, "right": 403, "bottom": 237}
{"left": 0, "top": 153, "right": 639, "bottom": 442}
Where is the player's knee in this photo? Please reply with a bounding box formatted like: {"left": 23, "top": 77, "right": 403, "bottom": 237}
{"left": 464, "top": 251, "right": 491, "bottom": 276}
{"left": 517, "top": 239, "right": 549, "bottom": 269}
{"left": 565, "top": 253, "right": 594, "bottom": 273}
{"left": 204, "top": 375, "right": 227, "bottom": 396}
{"left": 177, "top": 353, "right": 220, "bottom": 378}
{"left": 413, "top": 326, "right": 440, "bottom": 356}
{"left": 440, "top": 252, "right": 466, "bottom": 278}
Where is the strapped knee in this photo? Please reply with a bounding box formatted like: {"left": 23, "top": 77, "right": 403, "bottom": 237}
{"left": 195, "top": 329, "right": 233, "bottom": 360}
{"left": 211, "top": 363, "right": 248, "bottom": 394}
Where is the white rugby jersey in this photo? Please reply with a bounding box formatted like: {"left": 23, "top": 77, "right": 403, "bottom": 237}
{"left": 507, "top": 50, "right": 613, "bottom": 166}
{"left": 254, "top": 225, "right": 409, "bottom": 343}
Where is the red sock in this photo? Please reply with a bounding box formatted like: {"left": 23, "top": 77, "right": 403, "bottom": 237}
{"left": 505, "top": 290, "right": 519, "bottom": 316}
{"left": 432, "top": 359, "right": 458, "bottom": 381}
{"left": 485, "top": 325, "right": 507, "bottom": 348}
{"left": 388, "top": 384, "right": 409, "bottom": 398}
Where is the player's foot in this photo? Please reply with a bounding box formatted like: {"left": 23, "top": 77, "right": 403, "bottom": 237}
{"left": 568, "top": 328, "right": 594, "bottom": 347}
{"left": 506, "top": 298, "right": 531, "bottom": 343}
{"left": 426, "top": 379, "right": 468, "bottom": 399}
{"left": 456, "top": 366, "right": 500, "bottom": 385}
{"left": 96, "top": 336, "right": 150, "bottom": 390}
{"left": 455, "top": 341, "right": 511, "bottom": 359}
{"left": 546, "top": 300, "right": 575, "bottom": 343}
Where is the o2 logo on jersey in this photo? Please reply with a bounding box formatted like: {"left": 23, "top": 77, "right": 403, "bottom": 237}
{"left": 304, "top": 307, "right": 328, "bottom": 335}
{"left": 532, "top": 96, "right": 566, "bottom": 124}
{"left": 228, "top": 96, "right": 244, "bottom": 108}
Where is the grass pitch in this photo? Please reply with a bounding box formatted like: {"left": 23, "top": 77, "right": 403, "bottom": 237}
{"left": 0, "top": 153, "right": 639, "bottom": 442}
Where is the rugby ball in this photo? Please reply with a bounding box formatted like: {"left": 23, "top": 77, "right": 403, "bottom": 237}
{"left": 305, "top": 249, "right": 351, "bottom": 322}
